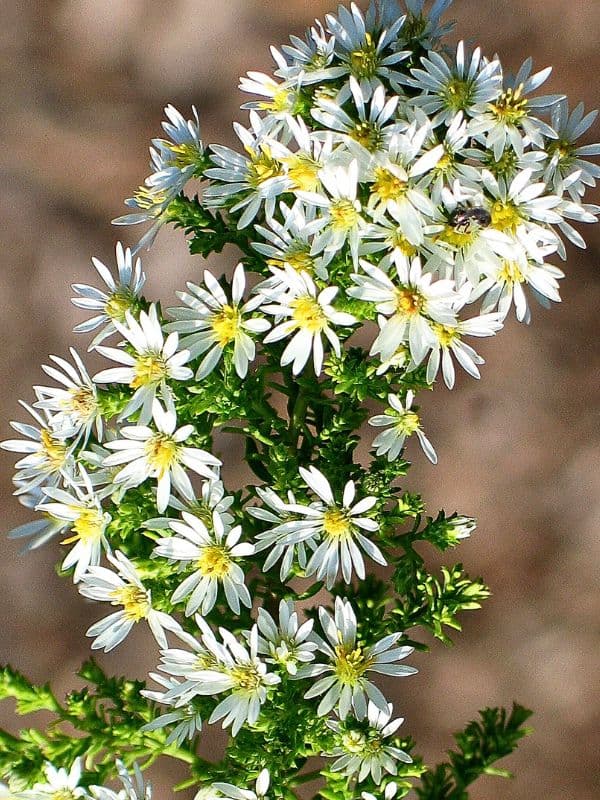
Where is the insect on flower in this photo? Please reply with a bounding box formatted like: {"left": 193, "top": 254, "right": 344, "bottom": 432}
{"left": 449, "top": 205, "right": 492, "bottom": 232}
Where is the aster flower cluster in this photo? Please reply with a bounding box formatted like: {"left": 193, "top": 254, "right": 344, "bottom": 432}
{"left": 1, "top": 1, "right": 596, "bottom": 798}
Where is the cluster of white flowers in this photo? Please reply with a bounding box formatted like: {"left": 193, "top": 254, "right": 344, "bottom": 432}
{"left": 1, "top": 0, "right": 597, "bottom": 796}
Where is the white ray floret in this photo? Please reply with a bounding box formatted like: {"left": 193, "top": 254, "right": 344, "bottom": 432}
{"left": 165, "top": 264, "right": 270, "bottom": 380}
{"left": 78, "top": 550, "right": 182, "bottom": 652}
{"left": 296, "top": 597, "right": 416, "bottom": 720}
{"left": 19, "top": 758, "right": 86, "bottom": 800}
{"left": 211, "top": 769, "right": 270, "bottom": 800}
{"left": 94, "top": 303, "right": 192, "bottom": 425}
{"left": 102, "top": 400, "right": 221, "bottom": 513}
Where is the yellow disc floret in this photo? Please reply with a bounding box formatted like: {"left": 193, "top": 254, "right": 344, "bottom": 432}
{"left": 145, "top": 433, "right": 179, "bottom": 476}
{"left": 349, "top": 33, "right": 379, "bottom": 80}
{"left": 489, "top": 84, "right": 528, "bottom": 125}
{"left": 282, "top": 153, "right": 321, "bottom": 193}
{"left": 291, "top": 295, "right": 327, "bottom": 333}
{"left": 396, "top": 410, "right": 421, "bottom": 436}
{"left": 371, "top": 167, "right": 408, "bottom": 203}
{"left": 211, "top": 304, "right": 241, "bottom": 348}
{"left": 40, "top": 429, "right": 68, "bottom": 471}
{"left": 322, "top": 507, "right": 352, "bottom": 539}
{"left": 131, "top": 353, "right": 167, "bottom": 388}
{"left": 230, "top": 663, "right": 263, "bottom": 693}
{"left": 329, "top": 199, "right": 360, "bottom": 231}
{"left": 490, "top": 201, "right": 522, "bottom": 234}
{"left": 499, "top": 260, "right": 525, "bottom": 285}
{"left": 110, "top": 585, "right": 150, "bottom": 622}
{"left": 334, "top": 644, "right": 374, "bottom": 686}
{"left": 246, "top": 145, "right": 282, "bottom": 188}
{"left": 395, "top": 288, "right": 424, "bottom": 316}
{"left": 61, "top": 507, "right": 106, "bottom": 546}
{"left": 197, "top": 544, "right": 233, "bottom": 578}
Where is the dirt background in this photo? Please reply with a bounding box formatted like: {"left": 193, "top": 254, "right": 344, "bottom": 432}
{"left": 0, "top": 1, "right": 598, "bottom": 798}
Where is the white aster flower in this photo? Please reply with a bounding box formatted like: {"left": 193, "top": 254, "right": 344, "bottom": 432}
{"left": 162, "top": 621, "right": 280, "bottom": 736}
{"left": 90, "top": 760, "right": 151, "bottom": 800}
{"left": 211, "top": 769, "right": 270, "bottom": 800}
{"left": 423, "top": 309, "right": 504, "bottom": 388}
{"left": 203, "top": 111, "right": 290, "bottom": 229}
{"left": 250, "top": 486, "right": 319, "bottom": 581}
{"left": 369, "top": 391, "right": 437, "bottom": 464}
{"left": 298, "top": 160, "right": 368, "bottom": 266}
{"left": 469, "top": 57, "right": 562, "bottom": 159}
{"left": 273, "top": 466, "right": 385, "bottom": 589}
{"left": 261, "top": 267, "right": 356, "bottom": 375}
{"left": 94, "top": 303, "right": 193, "bottom": 425}
{"left": 348, "top": 258, "right": 458, "bottom": 365}
{"left": 275, "top": 21, "right": 345, "bottom": 86}
{"left": 147, "top": 104, "right": 204, "bottom": 195}
{"left": 470, "top": 243, "right": 564, "bottom": 324}
{"left": 325, "top": 2, "right": 409, "bottom": 99}
{"left": 79, "top": 549, "right": 181, "bottom": 651}
{"left": 165, "top": 264, "right": 270, "bottom": 380}
{"left": 20, "top": 759, "right": 86, "bottom": 800}
{"left": 113, "top": 181, "right": 176, "bottom": 254}
{"left": 141, "top": 672, "right": 203, "bottom": 747}
{"left": 296, "top": 597, "right": 416, "bottom": 719}
{"left": 405, "top": 41, "right": 502, "bottom": 126}
{"left": 103, "top": 400, "right": 221, "bottom": 513}
{"left": 544, "top": 99, "right": 600, "bottom": 200}
{"left": 71, "top": 242, "right": 146, "bottom": 347}
{"left": 38, "top": 470, "right": 111, "bottom": 582}
{"left": 240, "top": 71, "right": 302, "bottom": 129}
{"left": 154, "top": 509, "right": 254, "bottom": 617}
{"left": 33, "top": 347, "right": 101, "bottom": 443}
{"left": 326, "top": 701, "right": 412, "bottom": 783}
{"left": 312, "top": 78, "right": 402, "bottom": 155}
{"left": 1, "top": 403, "right": 76, "bottom": 495}
{"left": 144, "top": 477, "right": 235, "bottom": 532}
{"left": 401, "top": 0, "right": 455, "bottom": 50}
{"left": 256, "top": 599, "right": 318, "bottom": 675}
{"left": 253, "top": 201, "right": 330, "bottom": 285}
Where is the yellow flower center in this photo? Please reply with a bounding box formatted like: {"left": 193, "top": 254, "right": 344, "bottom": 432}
{"left": 145, "top": 433, "right": 179, "bottom": 477}
{"left": 194, "top": 652, "right": 218, "bottom": 670}
{"left": 329, "top": 199, "right": 360, "bottom": 231}
{"left": 341, "top": 730, "right": 367, "bottom": 753}
{"left": 372, "top": 167, "right": 408, "bottom": 202}
{"left": 105, "top": 289, "right": 135, "bottom": 322}
{"left": 435, "top": 151, "right": 454, "bottom": 174}
{"left": 485, "top": 147, "right": 518, "bottom": 178}
{"left": 489, "top": 84, "right": 528, "bottom": 125}
{"left": 395, "top": 288, "right": 424, "bottom": 316}
{"left": 230, "top": 663, "right": 262, "bottom": 693}
{"left": 211, "top": 304, "right": 240, "bottom": 348}
{"left": 61, "top": 507, "right": 106, "bottom": 546}
{"left": 389, "top": 231, "right": 418, "bottom": 257}
{"left": 63, "top": 386, "right": 97, "bottom": 422}
{"left": 282, "top": 153, "right": 321, "bottom": 192}
{"left": 131, "top": 353, "right": 167, "bottom": 388}
{"left": 438, "top": 225, "right": 478, "bottom": 248}
{"left": 334, "top": 644, "right": 373, "bottom": 686}
{"left": 259, "top": 86, "right": 295, "bottom": 114}
{"left": 433, "top": 323, "right": 459, "bottom": 348}
{"left": 268, "top": 243, "right": 315, "bottom": 274}
{"left": 40, "top": 429, "right": 68, "bottom": 471}
{"left": 396, "top": 410, "right": 420, "bottom": 436}
{"left": 443, "top": 78, "right": 475, "bottom": 112}
{"left": 490, "top": 201, "right": 522, "bottom": 233}
{"left": 110, "top": 584, "right": 150, "bottom": 622}
{"left": 499, "top": 260, "right": 525, "bottom": 285}
{"left": 51, "top": 791, "right": 78, "bottom": 800}
{"left": 351, "top": 121, "right": 382, "bottom": 152}
{"left": 133, "top": 184, "right": 169, "bottom": 211}
{"left": 291, "top": 295, "right": 326, "bottom": 333}
{"left": 246, "top": 145, "right": 282, "bottom": 188}
{"left": 164, "top": 141, "right": 200, "bottom": 169}
{"left": 349, "top": 33, "right": 379, "bottom": 80}
{"left": 322, "top": 507, "right": 351, "bottom": 539}
{"left": 197, "top": 544, "right": 232, "bottom": 578}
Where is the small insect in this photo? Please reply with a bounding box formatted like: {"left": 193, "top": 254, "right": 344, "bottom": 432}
{"left": 449, "top": 206, "right": 492, "bottom": 232}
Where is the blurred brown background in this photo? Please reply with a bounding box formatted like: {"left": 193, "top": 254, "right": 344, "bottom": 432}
{"left": 1, "top": 1, "right": 598, "bottom": 797}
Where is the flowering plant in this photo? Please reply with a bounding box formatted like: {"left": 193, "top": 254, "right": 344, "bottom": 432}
{"left": 1, "top": 0, "right": 598, "bottom": 797}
